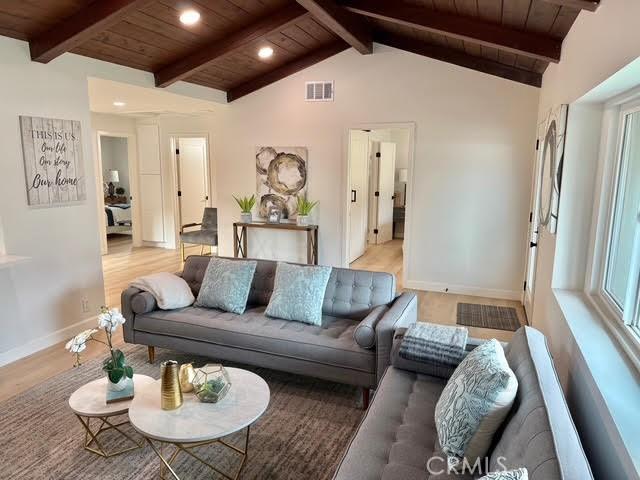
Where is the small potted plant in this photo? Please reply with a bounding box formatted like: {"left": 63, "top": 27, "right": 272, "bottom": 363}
{"left": 65, "top": 306, "right": 134, "bottom": 400}
{"left": 296, "top": 196, "right": 318, "bottom": 226}
{"left": 233, "top": 194, "right": 256, "bottom": 223}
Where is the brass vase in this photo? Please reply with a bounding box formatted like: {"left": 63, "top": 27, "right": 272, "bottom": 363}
{"left": 178, "top": 363, "right": 196, "bottom": 393}
{"left": 160, "top": 360, "right": 183, "bottom": 410}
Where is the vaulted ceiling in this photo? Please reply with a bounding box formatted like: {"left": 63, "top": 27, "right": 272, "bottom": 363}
{"left": 0, "top": 0, "right": 599, "bottom": 102}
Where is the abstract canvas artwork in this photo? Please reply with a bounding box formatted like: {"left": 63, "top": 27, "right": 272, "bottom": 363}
{"left": 19, "top": 115, "right": 85, "bottom": 207}
{"left": 538, "top": 104, "right": 568, "bottom": 234}
{"left": 256, "top": 146, "right": 308, "bottom": 219}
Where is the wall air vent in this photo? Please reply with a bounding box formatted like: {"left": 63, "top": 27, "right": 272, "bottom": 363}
{"left": 305, "top": 81, "right": 334, "bottom": 102}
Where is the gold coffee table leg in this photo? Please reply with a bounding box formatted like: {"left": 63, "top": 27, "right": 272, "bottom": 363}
{"left": 75, "top": 414, "right": 144, "bottom": 457}
{"left": 148, "top": 425, "right": 251, "bottom": 480}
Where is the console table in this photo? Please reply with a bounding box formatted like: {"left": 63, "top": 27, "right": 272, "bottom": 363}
{"left": 232, "top": 222, "right": 319, "bottom": 265}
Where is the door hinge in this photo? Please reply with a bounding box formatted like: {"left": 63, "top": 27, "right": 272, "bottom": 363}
{"left": 523, "top": 280, "right": 527, "bottom": 291}
{"left": 177, "top": 190, "right": 182, "bottom": 197}
{"left": 205, "top": 195, "right": 209, "bottom": 200}
{"left": 376, "top": 152, "right": 381, "bottom": 158}
{"left": 374, "top": 191, "right": 380, "bottom": 197}
{"left": 373, "top": 228, "right": 379, "bottom": 234}
{"left": 176, "top": 148, "right": 180, "bottom": 155}
{"left": 535, "top": 139, "right": 539, "bottom": 151}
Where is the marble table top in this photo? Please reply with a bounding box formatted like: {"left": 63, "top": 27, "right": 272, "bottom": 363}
{"left": 128, "top": 367, "right": 270, "bottom": 443}
{"left": 68, "top": 374, "right": 155, "bottom": 417}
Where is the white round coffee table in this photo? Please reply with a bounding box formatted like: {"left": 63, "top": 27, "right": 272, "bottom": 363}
{"left": 129, "top": 367, "right": 270, "bottom": 480}
{"left": 68, "top": 374, "right": 155, "bottom": 457}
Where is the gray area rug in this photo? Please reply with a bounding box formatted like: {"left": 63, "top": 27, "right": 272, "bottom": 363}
{"left": 0, "top": 344, "right": 363, "bottom": 479}
{"left": 456, "top": 302, "right": 521, "bottom": 331}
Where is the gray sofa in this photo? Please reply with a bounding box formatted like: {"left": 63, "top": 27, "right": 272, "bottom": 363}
{"left": 333, "top": 326, "right": 593, "bottom": 480}
{"left": 122, "top": 255, "right": 417, "bottom": 406}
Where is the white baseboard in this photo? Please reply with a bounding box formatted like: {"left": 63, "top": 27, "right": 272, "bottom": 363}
{"left": 405, "top": 280, "right": 522, "bottom": 301}
{"left": 0, "top": 315, "right": 98, "bottom": 367}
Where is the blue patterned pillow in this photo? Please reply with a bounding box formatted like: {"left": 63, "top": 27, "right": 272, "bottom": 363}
{"left": 265, "top": 262, "right": 332, "bottom": 326}
{"left": 195, "top": 258, "right": 257, "bottom": 314}
{"left": 435, "top": 339, "right": 518, "bottom": 469}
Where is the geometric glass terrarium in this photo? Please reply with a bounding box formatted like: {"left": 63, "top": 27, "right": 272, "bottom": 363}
{"left": 192, "top": 364, "right": 231, "bottom": 403}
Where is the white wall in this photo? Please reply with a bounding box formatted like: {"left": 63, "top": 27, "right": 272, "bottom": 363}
{"left": 212, "top": 45, "right": 539, "bottom": 298}
{"left": 530, "top": 1, "right": 640, "bottom": 477}
{"left": 0, "top": 37, "right": 105, "bottom": 364}
{"left": 100, "top": 136, "right": 130, "bottom": 197}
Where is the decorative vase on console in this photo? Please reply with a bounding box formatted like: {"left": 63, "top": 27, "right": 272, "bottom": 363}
{"left": 65, "top": 306, "right": 134, "bottom": 402}
{"left": 234, "top": 194, "right": 256, "bottom": 223}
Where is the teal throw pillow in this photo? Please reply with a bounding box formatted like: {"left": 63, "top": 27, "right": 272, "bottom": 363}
{"left": 265, "top": 262, "right": 332, "bottom": 326}
{"left": 195, "top": 258, "right": 257, "bottom": 314}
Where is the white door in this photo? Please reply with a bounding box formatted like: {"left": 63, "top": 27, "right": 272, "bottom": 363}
{"left": 349, "top": 130, "right": 370, "bottom": 262}
{"left": 137, "top": 124, "right": 165, "bottom": 243}
{"left": 177, "top": 137, "right": 209, "bottom": 228}
{"left": 376, "top": 142, "right": 396, "bottom": 244}
{"left": 523, "top": 122, "right": 547, "bottom": 320}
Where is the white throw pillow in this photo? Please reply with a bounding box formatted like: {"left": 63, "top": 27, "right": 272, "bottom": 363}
{"left": 435, "top": 339, "right": 518, "bottom": 469}
{"left": 480, "top": 468, "right": 528, "bottom": 480}
{"left": 130, "top": 272, "right": 195, "bottom": 310}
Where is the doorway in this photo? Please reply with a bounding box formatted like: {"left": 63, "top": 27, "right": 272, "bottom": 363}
{"left": 346, "top": 125, "right": 414, "bottom": 289}
{"left": 171, "top": 135, "right": 212, "bottom": 255}
{"left": 523, "top": 121, "right": 547, "bottom": 319}
{"left": 96, "top": 133, "right": 137, "bottom": 255}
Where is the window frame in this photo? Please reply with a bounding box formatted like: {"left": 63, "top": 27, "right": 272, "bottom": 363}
{"left": 588, "top": 95, "right": 640, "bottom": 361}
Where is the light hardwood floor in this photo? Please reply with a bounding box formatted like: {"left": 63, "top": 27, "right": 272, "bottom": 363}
{"left": 351, "top": 239, "right": 527, "bottom": 343}
{"left": 0, "top": 236, "right": 525, "bottom": 402}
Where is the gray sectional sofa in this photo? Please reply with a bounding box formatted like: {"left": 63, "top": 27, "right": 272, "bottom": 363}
{"left": 333, "top": 326, "right": 593, "bottom": 480}
{"left": 122, "top": 255, "right": 417, "bottom": 406}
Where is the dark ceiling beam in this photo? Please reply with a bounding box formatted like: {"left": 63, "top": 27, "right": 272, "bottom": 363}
{"left": 30, "top": 0, "right": 149, "bottom": 63}
{"left": 155, "top": 4, "right": 309, "bottom": 88}
{"left": 227, "top": 41, "right": 349, "bottom": 102}
{"left": 343, "top": 0, "right": 562, "bottom": 63}
{"left": 375, "top": 31, "right": 542, "bottom": 88}
{"left": 542, "top": 0, "right": 600, "bottom": 11}
{"left": 295, "top": 0, "right": 372, "bottom": 54}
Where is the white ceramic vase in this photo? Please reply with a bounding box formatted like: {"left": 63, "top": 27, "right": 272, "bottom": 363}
{"left": 240, "top": 212, "right": 252, "bottom": 223}
{"left": 297, "top": 215, "right": 309, "bottom": 226}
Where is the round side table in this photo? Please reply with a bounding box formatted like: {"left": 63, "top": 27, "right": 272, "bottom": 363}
{"left": 68, "top": 374, "right": 155, "bottom": 457}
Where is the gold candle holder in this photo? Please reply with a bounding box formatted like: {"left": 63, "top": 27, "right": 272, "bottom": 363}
{"left": 179, "top": 363, "right": 196, "bottom": 393}
{"left": 160, "top": 360, "right": 183, "bottom": 410}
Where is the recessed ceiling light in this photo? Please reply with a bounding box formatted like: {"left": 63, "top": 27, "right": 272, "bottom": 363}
{"left": 258, "top": 46, "right": 274, "bottom": 59}
{"left": 113, "top": 101, "right": 126, "bottom": 107}
{"left": 179, "top": 9, "right": 200, "bottom": 25}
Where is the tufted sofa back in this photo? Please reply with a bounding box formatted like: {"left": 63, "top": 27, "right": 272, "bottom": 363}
{"left": 180, "top": 255, "right": 397, "bottom": 320}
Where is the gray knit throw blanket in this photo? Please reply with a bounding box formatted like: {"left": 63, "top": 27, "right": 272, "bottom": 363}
{"left": 399, "top": 323, "right": 469, "bottom": 367}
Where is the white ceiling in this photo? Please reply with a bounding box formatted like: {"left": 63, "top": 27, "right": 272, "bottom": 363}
{"left": 88, "top": 78, "right": 221, "bottom": 116}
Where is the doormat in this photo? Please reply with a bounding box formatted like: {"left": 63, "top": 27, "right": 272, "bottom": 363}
{"left": 456, "top": 303, "right": 521, "bottom": 331}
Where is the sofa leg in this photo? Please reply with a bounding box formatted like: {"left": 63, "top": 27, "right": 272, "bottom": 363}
{"left": 148, "top": 346, "right": 155, "bottom": 364}
{"left": 362, "top": 387, "right": 370, "bottom": 410}
{"left": 181, "top": 242, "right": 186, "bottom": 262}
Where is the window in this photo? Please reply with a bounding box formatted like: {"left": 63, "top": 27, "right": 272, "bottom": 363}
{"left": 602, "top": 106, "right": 640, "bottom": 332}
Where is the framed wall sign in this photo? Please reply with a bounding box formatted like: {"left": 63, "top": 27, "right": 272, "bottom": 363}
{"left": 19, "top": 115, "right": 86, "bottom": 207}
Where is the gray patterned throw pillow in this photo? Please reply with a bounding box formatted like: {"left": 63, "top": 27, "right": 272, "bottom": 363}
{"left": 480, "top": 468, "right": 528, "bottom": 480}
{"left": 265, "top": 262, "right": 332, "bottom": 326}
{"left": 195, "top": 258, "right": 257, "bottom": 314}
{"left": 435, "top": 339, "right": 518, "bottom": 469}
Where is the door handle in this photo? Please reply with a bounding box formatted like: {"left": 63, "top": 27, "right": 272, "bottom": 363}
{"left": 530, "top": 242, "right": 537, "bottom": 248}
{"left": 351, "top": 190, "right": 357, "bottom": 203}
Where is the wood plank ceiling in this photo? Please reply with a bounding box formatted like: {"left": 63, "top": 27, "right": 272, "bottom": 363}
{"left": 0, "top": 0, "right": 596, "bottom": 101}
